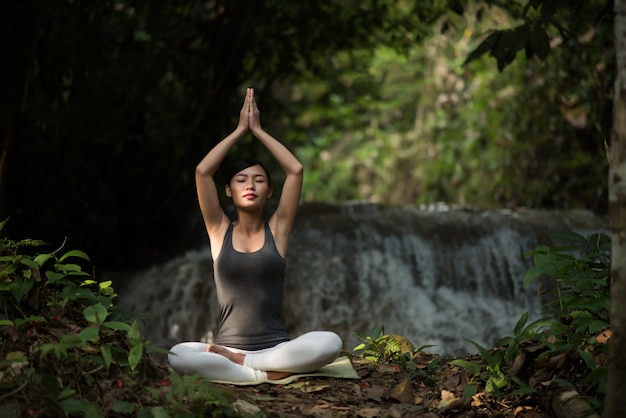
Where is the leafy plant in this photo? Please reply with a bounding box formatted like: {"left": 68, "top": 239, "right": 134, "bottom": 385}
{"left": 524, "top": 231, "right": 610, "bottom": 351}
{"left": 353, "top": 325, "right": 404, "bottom": 363}
{"left": 143, "top": 371, "right": 246, "bottom": 418}
{"left": 451, "top": 230, "right": 610, "bottom": 413}
{"left": 353, "top": 325, "right": 439, "bottom": 385}
{"left": 0, "top": 221, "right": 237, "bottom": 416}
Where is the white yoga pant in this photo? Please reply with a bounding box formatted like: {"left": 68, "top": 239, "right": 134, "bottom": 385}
{"left": 168, "top": 331, "right": 343, "bottom": 383}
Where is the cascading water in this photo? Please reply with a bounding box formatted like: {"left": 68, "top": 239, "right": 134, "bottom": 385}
{"left": 117, "top": 204, "right": 606, "bottom": 357}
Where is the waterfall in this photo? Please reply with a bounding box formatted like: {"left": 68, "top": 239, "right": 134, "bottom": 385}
{"left": 117, "top": 204, "right": 606, "bottom": 357}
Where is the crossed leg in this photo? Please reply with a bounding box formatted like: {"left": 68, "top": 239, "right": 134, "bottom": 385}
{"left": 168, "top": 331, "right": 343, "bottom": 383}
{"left": 204, "top": 344, "right": 292, "bottom": 380}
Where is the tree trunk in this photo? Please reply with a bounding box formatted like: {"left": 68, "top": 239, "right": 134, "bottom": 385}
{"left": 604, "top": 1, "right": 626, "bottom": 417}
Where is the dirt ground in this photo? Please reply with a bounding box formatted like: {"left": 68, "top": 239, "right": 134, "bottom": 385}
{"left": 210, "top": 351, "right": 555, "bottom": 418}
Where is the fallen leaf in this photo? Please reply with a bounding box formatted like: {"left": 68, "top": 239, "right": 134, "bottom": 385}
{"left": 233, "top": 399, "right": 261, "bottom": 415}
{"left": 509, "top": 352, "right": 527, "bottom": 377}
{"left": 389, "top": 376, "right": 414, "bottom": 404}
{"left": 388, "top": 403, "right": 427, "bottom": 418}
{"left": 377, "top": 364, "right": 401, "bottom": 374}
{"left": 300, "top": 382, "right": 331, "bottom": 393}
{"left": 244, "top": 392, "right": 275, "bottom": 401}
{"left": 440, "top": 372, "right": 461, "bottom": 390}
{"left": 514, "top": 405, "right": 532, "bottom": 416}
{"left": 299, "top": 402, "right": 332, "bottom": 416}
{"left": 357, "top": 407, "right": 382, "bottom": 418}
{"left": 363, "top": 385, "right": 386, "bottom": 402}
{"left": 595, "top": 329, "right": 611, "bottom": 344}
{"left": 6, "top": 351, "right": 26, "bottom": 361}
{"left": 437, "top": 389, "right": 459, "bottom": 411}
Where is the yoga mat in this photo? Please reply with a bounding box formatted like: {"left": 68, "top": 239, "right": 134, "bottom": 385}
{"left": 212, "top": 356, "right": 360, "bottom": 386}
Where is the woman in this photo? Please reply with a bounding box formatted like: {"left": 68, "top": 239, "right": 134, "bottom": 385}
{"left": 168, "top": 88, "right": 343, "bottom": 383}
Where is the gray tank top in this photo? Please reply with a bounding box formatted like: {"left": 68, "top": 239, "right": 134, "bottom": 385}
{"left": 213, "top": 222, "right": 290, "bottom": 350}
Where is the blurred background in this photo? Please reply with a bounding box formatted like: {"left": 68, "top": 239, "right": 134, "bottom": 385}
{"left": 1, "top": 0, "right": 612, "bottom": 272}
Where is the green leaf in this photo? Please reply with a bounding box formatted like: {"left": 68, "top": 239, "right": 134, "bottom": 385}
{"left": 58, "top": 263, "right": 83, "bottom": 273}
{"left": 34, "top": 253, "right": 54, "bottom": 267}
{"left": 462, "top": 383, "right": 477, "bottom": 398}
{"left": 101, "top": 344, "right": 112, "bottom": 371}
{"left": 146, "top": 345, "right": 173, "bottom": 355}
{"left": 149, "top": 406, "right": 170, "bottom": 418}
{"left": 19, "top": 257, "right": 39, "bottom": 270}
{"left": 58, "top": 388, "right": 76, "bottom": 401}
{"left": 84, "top": 303, "right": 109, "bottom": 325}
{"left": 450, "top": 359, "right": 481, "bottom": 376}
{"left": 509, "top": 376, "right": 537, "bottom": 395}
{"left": 79, "top": 326, "right": 100, "bottom": 343}
{"left": 99, "top": 280, "right": 113, "bottom": 289}
{"left": 466, "top": 339, "right": 496, "bottom": 368}
{"left": 128, "top": 344, "right": 143, "bottom": 371}
{"left": 578, "top": 349, "right": 596, "bottom": 370}
{"left": 58, "top": 286, "right": 96, "bottom": 300}
{"left": 46, "top": 271, "right": 66, "bottom": 284}
{"left": 582, "top": 366, "right": 607, "bottom": 385}
{"left": 59, "top": 249, "right": 90, "bottom": 262}
{"left": 103, "top": 321, "right": 132, "bottom": 331}
{"left": 11, "top": 277, "right": 34, "bottom": 301}
{"left": 513, "top": 311, "right": 529, "bottom": 337}
{"left": 111, "top": 400, "right": 137, "bottom": 414}
{"left": 127, "top": 321, "right": 142, "bottom": 344}
{"left": 485, "top": 367, "right": 507, "bottom": 392}
{"left": 523, "top": 265, "right": 544, "bottom": 287}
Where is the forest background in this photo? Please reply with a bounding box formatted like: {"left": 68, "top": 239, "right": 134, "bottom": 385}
{"left": 0, "top": 0, "right": 613, "bottom": 271}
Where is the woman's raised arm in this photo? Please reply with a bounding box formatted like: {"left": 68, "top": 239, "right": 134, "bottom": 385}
{"left": 248, "top": 89, "right": 303, "bottom": 251}
{"left": 196, "top": 90, "right": 251, "bottom": 236}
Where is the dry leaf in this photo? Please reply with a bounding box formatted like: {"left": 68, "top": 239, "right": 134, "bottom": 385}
{"left": 357, "top": 407, "right": 382, "bottom": 418}
{"left": 389, "top": 376, "right": 414, "bottom": 404}
{"left": 595, "top": 329, "right": 611, "bottom": 344}
{"left": 363, "top": 385, "right": 386, "bottom": 402}
{"left": 440, "top": 372, "right": 461, "bottom": 390}
{"left": 299, "top": 403, "right": 332, "bottom": 416}
{"left": 232, "top": 399, "right": 261, "bottom": 415}
{"left": 437, "top": 389, "right": 459, "bottom": 410}
{"left": 300, "top": 382, "right": 331, "bottom": 393}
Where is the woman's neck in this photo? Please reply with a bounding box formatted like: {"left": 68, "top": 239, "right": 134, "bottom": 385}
{"left": 234, "top": 211, "right": 264, "bottom": 233}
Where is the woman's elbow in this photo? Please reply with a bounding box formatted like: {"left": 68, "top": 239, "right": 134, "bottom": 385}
{"left": 291, "top": 162, "right": 304, "bottom": 176}
{"left": 195, "top": 165, "right": 212, "bottom": 178}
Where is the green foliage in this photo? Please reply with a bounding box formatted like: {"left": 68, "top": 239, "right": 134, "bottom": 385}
{"left": 353, "top": 325, "right": 440, "bottom": 385}
{"left": 0, "top": 223, "right": 236, "bottom": 416}
{"left": 144, "top": 372, "right": 245, "bottom": 418}
{"left": 353, "top": 325, "right": 404, "bottom": 363}
{"left": 451, "top": 230, "right": 609, "bottom": 413}
{"left": 524, "top": 231, "right": 610, "bottom": 348}
{"left": 275, "top": 0, "right": 610, "bottom": 212}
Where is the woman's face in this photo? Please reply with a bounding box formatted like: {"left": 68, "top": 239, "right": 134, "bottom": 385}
{"left": 226, "top": 164, "right": 272, "bottom": 208}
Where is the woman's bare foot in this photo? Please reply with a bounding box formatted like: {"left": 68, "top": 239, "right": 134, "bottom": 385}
{"left": 205, "top": 344, "right": 245, "bottom": 365}
{"left": 266, "top": 371, "right": 294, "bottom": 381}
{"left": 204, "top": 344, "right": 294, "bottom": 381}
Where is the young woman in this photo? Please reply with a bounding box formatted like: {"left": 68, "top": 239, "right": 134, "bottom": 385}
{"left": 168, "top": 88, "right": 342, "bottom": 383}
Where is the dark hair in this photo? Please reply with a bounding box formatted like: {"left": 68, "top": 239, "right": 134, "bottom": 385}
{"left": 226, "top": 159, "right": 271, "bottom": 186}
